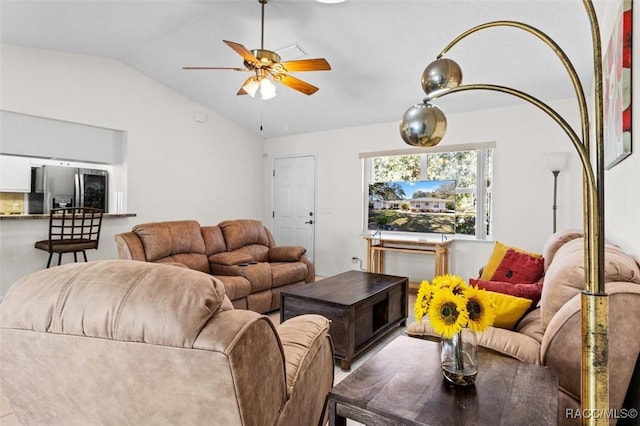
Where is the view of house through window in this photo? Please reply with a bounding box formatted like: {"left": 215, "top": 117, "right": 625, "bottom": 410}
{"left": 364, "top": 147, "right": 493, "bottom": 239}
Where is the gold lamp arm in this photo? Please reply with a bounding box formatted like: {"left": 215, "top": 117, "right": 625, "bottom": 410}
{"left": 436, "top": 20, "right": 591, "bottom": 154}
{"left": 423, "top": 83, "right": 596, "bottom": 192}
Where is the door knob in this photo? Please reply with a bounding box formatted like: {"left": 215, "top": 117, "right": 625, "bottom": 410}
{"left": 305, "top": 220, "right": 314, "bottom": 224}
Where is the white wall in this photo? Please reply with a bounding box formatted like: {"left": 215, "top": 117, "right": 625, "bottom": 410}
{"left": 263, "top": 1, "right": 640, "bottom": 282}
{"left": 0, "top": 44, "right": 265, "bottom": 296}
{"left": 264, "top": 98, "right": 586, "bottom": 282}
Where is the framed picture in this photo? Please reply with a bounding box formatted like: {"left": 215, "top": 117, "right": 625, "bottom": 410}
{"left": 604, "top": 0, "right": 632, "bottom": 170}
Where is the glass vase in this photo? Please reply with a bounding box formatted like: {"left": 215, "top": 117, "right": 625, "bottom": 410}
{"left": 440, "top": 328, "right": 478, "bottom": 386}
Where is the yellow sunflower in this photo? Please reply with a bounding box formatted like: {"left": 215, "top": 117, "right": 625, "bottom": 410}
{"left": 431, "top": 274, "right": 468, "bottom": 294}
{"left": 463, "top": 286, "right": 496, "bottom": 333}
{"left": 427, "top": 287, "right": 469, "bottom": 339}
{"left": 414, "top": 280, "right": 433, "bottom": 321}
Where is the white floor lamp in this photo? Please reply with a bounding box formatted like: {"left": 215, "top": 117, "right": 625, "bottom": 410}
{"left": 544, "top": 152, "right": 571, "bottom": 233}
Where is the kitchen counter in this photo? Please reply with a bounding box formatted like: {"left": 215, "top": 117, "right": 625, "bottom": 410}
{"left": 1, "top": 211, "right": 139, "bottom": 298}
{"left": 0, "top": 213, "right": 136, "bottom": 220}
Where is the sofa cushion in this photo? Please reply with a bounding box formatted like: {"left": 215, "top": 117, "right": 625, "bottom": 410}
{"left": 491, "top": 249, "right": 544, "bottom": 283}
{"left": 213, "top": 275, "right": 252, "bottom": 302}
{"left": 470, "top": 278, "right": 543, "bottom": 308}
{"left": 541, "top": 229, "right": 583, "bottom": 270}
{"left": 201, "top": 225, "right": 227, "bottom": 255}
{"left": 405, "top": 320, "right": 541, "bottom": 364}
{"left": 515, "top": 308, "right": 545, "bottom": 344}
{"left": 236, "top": 245, "right": 270, "bottom": 262}
{"left": 219, "top": 219, "right": 270, "bottom": 251}
{"left": 155, "top": 253, "right": 210, "bottom": 273}
{"left": 540, "top": 238, "right": 640, "bottom": 328}
{"left": 133, "top": 220, "right": 206, "bottom": 262}
{"left": 489, "top": 291, "right": 532, "bottom": 329}
{"left": 480, "top": 241, "right": 543, "bottom": 282}
{"left": 271, "top": 262, "right": 309, "bottom": 287}
{"left": 0, "top": 260, "right": 230, "bottom": 348}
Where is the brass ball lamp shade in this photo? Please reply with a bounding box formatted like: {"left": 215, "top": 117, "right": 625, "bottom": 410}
{"left": 399, "top": 2, "right": 609, "bottom": 422}
{"left": 399, "top": 103, "right": 447, "bottom": 147}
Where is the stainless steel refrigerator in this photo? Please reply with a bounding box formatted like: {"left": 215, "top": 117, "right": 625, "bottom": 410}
{"left": 28, "top": 165, "right": 108, "bottom": 213}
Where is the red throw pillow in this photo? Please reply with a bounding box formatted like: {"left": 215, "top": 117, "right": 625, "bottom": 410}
{"left": 490, "top": 248, "right": 544, "bottom": 284}
{"left": 470, "top": 278, "right": 543, "bottom": 308}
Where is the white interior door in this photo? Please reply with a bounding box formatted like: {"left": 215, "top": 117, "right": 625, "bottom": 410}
{"left": 273, "top": 156, "right": 316, "bottom": 262}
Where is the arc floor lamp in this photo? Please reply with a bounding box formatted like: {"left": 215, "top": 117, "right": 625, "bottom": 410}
{"left": 545, "top": 152, "right": 571, "bottom": 233}
{"left": 399, "top": 1, "right": 608, "bottom": 424}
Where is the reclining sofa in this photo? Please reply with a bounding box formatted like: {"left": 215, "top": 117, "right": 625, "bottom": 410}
{"left": 115, "top": 219, "right": 314, "bottom": 313}
{"left": 0, "top": 260, "right": 334, "bottom": 425}
{"left": 407, "top": 230, "right": 640, "bottom": 424}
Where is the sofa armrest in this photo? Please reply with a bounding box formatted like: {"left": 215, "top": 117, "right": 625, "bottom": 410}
{"left": 406, "top": 319, "right": 541, "bottom": 364}
{"left": 269, "top": 246, "right": 306, "bottom": 262}
{"left": 276, "top": 314, "right": 333, "bottom": 394}
{"left": 208, "top": 251, "right": 253, "bottom": 266}
{"left": 541, "top": 282, "right": 640, "bottom": 409}
{"left": 115, "top": 232, "right": 147, "bottom": 261}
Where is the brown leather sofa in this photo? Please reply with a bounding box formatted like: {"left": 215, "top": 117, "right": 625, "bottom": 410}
{"left": 406, "top": 230, "right": 640, "bottom": 424}
{"left": 0, "top": 260, "right": 334, "bottom": 425}
{"left": 115, "top": 219, "right": 314, "bottom": 313}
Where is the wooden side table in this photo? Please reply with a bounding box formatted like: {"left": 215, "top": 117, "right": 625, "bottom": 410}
{"left": 328, "top": 335, "right": 558, "bottom": 425}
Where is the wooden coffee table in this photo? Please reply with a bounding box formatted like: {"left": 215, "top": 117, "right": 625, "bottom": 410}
{"left": 280, "top": 270, "right": 408, "bottom": 371}
{"left": 328, "top": 335, "right": 558, "bottom": 425}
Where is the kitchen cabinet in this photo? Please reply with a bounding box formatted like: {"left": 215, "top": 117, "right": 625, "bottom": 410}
{"left": 0, "top": 155, "right": 31, "bottom": 192}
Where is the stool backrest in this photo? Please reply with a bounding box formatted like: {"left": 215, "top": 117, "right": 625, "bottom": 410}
{"left": 48, "top": 207, "right": 104, "bottom": 249}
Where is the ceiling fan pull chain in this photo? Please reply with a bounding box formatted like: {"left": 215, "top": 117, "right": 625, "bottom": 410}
{"left": 260, "top": 99, "right": 264, "bottom": 131}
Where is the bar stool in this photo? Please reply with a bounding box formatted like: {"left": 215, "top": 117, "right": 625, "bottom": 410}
{"left": 35, "top": 207, "right": 104, "bottom": 268}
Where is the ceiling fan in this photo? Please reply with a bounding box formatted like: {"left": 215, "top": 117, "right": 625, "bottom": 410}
{"left": 182, "top": 0, "right": 331, "bottom": 99}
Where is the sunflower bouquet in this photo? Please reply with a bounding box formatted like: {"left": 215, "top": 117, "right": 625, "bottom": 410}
{"left": 414, "top": 274, "right": 495, "bottom": 339}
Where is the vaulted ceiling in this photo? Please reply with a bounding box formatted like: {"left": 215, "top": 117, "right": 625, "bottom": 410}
{"left": 1, "top": 0, "right": 607, "bottom": 138}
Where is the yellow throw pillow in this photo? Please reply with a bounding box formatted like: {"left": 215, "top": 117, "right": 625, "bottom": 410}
{"left": 480, "top": 241, "right": 542, "bottom": 281}
{"left": 489, "top": 291, "right": 533, "bottom": 330}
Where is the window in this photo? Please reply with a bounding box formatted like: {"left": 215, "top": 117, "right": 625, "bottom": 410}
{"left": 362, "top": 144, "right": 493, "bottom": 239}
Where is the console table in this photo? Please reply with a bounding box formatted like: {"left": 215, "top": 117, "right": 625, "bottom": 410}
{"left": 363, "top": 235, "right": 451, "bottom": 276}
{"left": 328, "top": 335, "right": 558, "bottom": 425}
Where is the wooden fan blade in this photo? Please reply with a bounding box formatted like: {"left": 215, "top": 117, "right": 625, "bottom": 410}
{"left": 279, "top": 58, "right": 331, "bottom": 72}
{"left": 223, "top": 40, "right": 260, "bottom": 65}
{"left": 275, "top": 74, "right": 319, "bottom": 95}
{"left": 183, "top": 66, "right": 249, "bottom": 71}
{"left": 236, "top": 76, "right": 255, "bottom": 96}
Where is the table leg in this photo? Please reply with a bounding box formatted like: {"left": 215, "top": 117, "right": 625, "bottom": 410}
{"left": 435, "top": 244, "right": 447, "bottom": 275}
{"left": 340, "top": 359, "right": 351, "bottom": 371}
{"left": 442, "top": 245, "right": 449, "bottom": 274}
{"left": 328, "top": 399, "right": 346, "bottom": 426}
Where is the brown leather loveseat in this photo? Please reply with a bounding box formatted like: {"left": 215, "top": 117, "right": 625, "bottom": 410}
{"left": 0, "top": 260, "right": 334, "bottom": 425}
{"left": 115, "top": 219, "right": 314, "bottom": 313}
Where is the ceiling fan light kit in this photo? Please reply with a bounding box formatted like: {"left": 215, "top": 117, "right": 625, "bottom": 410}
{"left": 183, "top": 0, "right": 331, "bottom": 99}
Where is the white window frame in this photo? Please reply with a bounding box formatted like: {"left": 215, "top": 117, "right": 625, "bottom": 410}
{"left": 360, "top": 142, "right": 495, "bottom": 240}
